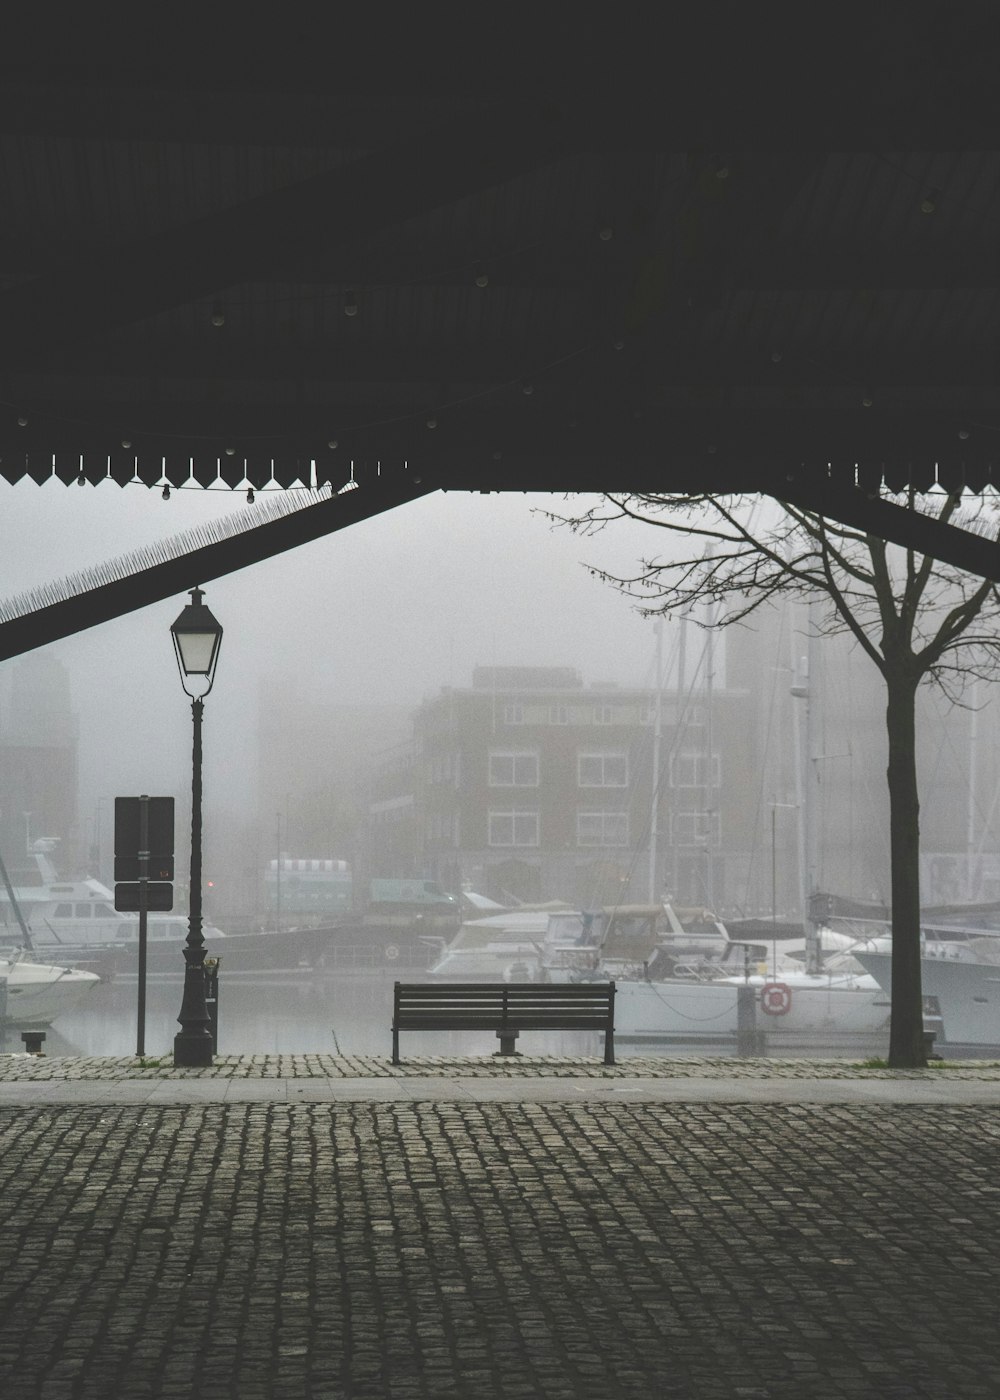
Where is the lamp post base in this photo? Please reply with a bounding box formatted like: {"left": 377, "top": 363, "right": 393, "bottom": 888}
{"left": 173, "top": 1029, "right": 213, "bottom": 1068}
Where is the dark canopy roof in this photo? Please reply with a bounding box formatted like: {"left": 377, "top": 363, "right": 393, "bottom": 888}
{"left": 2, "top": 8, "right": 1000, "bottom": 575}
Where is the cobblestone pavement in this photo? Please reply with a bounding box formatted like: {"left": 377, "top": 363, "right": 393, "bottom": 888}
{"left": 1, "top": 1052, "right": 1000, "bottom": 1079}
{"left": 2, "top": 1086, "right": 1000, "bottom": 1397}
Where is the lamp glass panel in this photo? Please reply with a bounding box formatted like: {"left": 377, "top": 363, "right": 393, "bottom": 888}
{"left": 175, "top": 631, "right": 219, "bottom": 675}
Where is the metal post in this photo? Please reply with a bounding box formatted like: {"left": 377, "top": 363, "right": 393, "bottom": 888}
{"left": 174, "top": 696, "right": 213, "bottom": 1067}
{"left": 736, "top": 982, "right": 761, "bottom": 1057}
{"left": 137, "top": 794, "right": 149, "bottom": 1057}
{"left": 204, "top": 957, "right": 219, "bottom": 1053}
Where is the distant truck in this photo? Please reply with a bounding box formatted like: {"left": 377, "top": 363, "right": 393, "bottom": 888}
{"left": 265, "top": 861, "right": 459, "bottom": 928}
{"left": 364, "top": 878, "right": 460, "bottom": 927}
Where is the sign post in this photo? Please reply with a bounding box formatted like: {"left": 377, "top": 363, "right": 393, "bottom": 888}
{"left": 137, "top": 796, "right": 149, "bottom": 1057}
{"left": 115, "top": 796, "right": 174, "bottom": 1056}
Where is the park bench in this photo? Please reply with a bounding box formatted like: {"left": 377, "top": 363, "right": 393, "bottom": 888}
{"left": 391, "top": 980, "right": 616, "bottom": 1065}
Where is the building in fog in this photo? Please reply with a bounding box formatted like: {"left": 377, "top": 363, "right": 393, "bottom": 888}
{"left": 0, "top": 653, "right": 79, "bottom": 872}
{"left": 363, "top": 664, "right": 759, "bottom": 911}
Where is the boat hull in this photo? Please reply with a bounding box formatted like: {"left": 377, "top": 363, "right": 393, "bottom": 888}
{"left": 857, "top": 951, "right": 1000, "bottom": 1047}
{"left": 3, "top": 960, "right": 100, "bottom": 1027}
{"left": 615, "top": 974, "right": 891, "bottom": 1042}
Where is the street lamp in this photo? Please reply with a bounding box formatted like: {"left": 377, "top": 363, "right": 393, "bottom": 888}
{"left": 170, "top": 586, "right": 223, "bottom": 1068}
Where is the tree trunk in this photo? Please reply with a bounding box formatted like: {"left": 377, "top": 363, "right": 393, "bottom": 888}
{"left": 885, "top": 672, "right": 927, "bottom": 1067}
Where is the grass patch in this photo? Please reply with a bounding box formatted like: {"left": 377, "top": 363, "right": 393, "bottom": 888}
{"left": 137, "top": 1056, "right": 163, "bottom": 1069}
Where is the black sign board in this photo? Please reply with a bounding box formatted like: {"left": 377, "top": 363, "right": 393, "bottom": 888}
{"left": 114, "top": 882, "right": 174, "bottom": 913}
{"left": 115, "top": 796, "right": 175, "bottom": 861}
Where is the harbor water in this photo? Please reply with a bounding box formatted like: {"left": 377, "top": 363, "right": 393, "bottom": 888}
{"left": 27, "top": 968, "right": 620, "bottom": 1060}
{"left": 4, "top": 966, "right": 929, "bottom": 1061}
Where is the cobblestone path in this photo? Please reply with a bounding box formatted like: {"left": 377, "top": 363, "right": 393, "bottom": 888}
{"left": 1, "top": 1100, "right": 999, "bottom": 1398}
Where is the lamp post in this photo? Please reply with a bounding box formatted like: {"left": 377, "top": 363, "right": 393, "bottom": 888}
{"left": 170, "top": 586, "right": 223, "bottom": 1068}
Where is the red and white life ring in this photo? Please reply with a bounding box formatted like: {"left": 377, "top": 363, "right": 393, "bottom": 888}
{"left": 384, "top": 943, "right": 401, "bottom": 961}
{"left": 760, "top": 981, "right": 792, "bottom": 1016}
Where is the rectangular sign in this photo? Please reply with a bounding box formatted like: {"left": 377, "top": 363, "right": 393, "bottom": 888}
{"left": 114, "top": 882, "right": 174, "bottom": 913}
{"left": 115, "top": 796, "right": 175, "bottom": 861}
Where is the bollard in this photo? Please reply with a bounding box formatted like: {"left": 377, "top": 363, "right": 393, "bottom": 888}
{"left": 736, "top": 983, "right": 766, "bottom": 1057}
{"left": 203, "top": 958, "right": 220, "bottom": 1055}
{"left": 21, "top": 1030, "right": 46, "bottom": 1056}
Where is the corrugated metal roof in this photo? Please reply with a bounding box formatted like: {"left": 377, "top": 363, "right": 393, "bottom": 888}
{"left": 0, "top": 14, "right": 997, "bottom": 545}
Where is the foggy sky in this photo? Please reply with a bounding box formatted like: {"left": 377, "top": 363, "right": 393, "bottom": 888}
{"left": 0, "top": 480, "right": 667, "bottom": 832}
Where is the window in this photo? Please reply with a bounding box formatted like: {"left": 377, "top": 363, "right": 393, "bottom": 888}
{"left": 75, "top": 903, "right": 93, "bottom": 918}
{"left": 578, "top": 751, "right": 628, "bottom": 787}
{"left": 671, "top": 810, "right": 721, "bottom": 845}
{"left": 548, "top": 704, "right": 569, "bottom": 724}
{"left": 488, "top": 811, "right": 540, "bottom": 847}
{"left": 489, "top": 751, "right": 539, "bottom": 786}
{"left": 54, "top": 903, "right": 73, "bottom": 918}
{"left": 577, "top": 811, "right": 630, "bottom": 847}
{"left": 670, "top": 752, "right": 721, "bottom": 787}
{"left": 593, "top": 704, "right": 617, "bottom": 725}
{"left": 504, "top": 704, "right": 524, "bottom": 724}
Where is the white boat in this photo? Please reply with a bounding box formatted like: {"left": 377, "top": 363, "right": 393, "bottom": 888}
{"left": 540, "top": 904, "right": 729, "bottom": 983}
{"left": 856, "top": 940, "right": 1000, "bottom": 1047}
{"left": 0, "top": 849, "right": 225, "bottom": 962}
{"left": 1, "top": 948, "right": 100, "bottom": 1027}
{"left": 614, "top": 940, "right": 891, "bottom": 1044}
{"left": 427, "top": 910, "right": 555, "bottom": 980}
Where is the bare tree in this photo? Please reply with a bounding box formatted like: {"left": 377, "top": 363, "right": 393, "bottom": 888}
{"left": 549, "top": 488, "right": 1000, "bottom": 1068}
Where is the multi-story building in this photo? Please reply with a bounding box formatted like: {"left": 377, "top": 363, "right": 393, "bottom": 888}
{"left": 364, "top": 664, "right": 758, "bottom": 911}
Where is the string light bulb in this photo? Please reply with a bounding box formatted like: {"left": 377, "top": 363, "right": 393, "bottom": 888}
{"left": 598, "top": 226, "right": 613, "bottom": 241}
{"left": 713, "top": 155, "right": 730, "bottom": 179}
{"left": 327, "top": 439, "right": 338, "bottom": 450}
{"left": 958, "top": 427, "right": 970, "bottom": 440}
{"left": 162, "top": 485, "right": 171, "bottom": 499}
{"left": 862, "top": 391, "right": 873, "bottom": 407}
{"left": 771, "top": 350, "right": 783, "bottom": 363}
{"left": 247, "top": 487, "right": 255, "bottom": 502}
{"left": 121, "top": 439, "right": 132, "bottom": 449}
{"left": 210, "top": 304, "right": 225, "bottom": 327}
{"left": 77, "top": 470, "right": 86, "bottom": 486}
{"left": 343, "top": 288, "right": 358, "bottom": 317}
{"left": 225, "top": 446, "right": 236, "bottom": 456}
{"left": 521, "top": 381, "right": 534, "bottom": 395}
{"left": 474, "top": 265, "right": 489, "bottom": 288}
{"left": 16, "top": 415, "right": 27, "bottom": 427}
{"left": 425, "top": 415, "right": 437, "bottom": 429}
{"left": 920, "top": 189, "right": 939, "bottom": 214}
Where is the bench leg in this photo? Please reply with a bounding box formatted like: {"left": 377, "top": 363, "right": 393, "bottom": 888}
{"left": 495, "top": 1029, "right": 520, "bottom": 1056}
{"left": 392, "top": 1027, "right": 400, "bottom": 1066}
{"left": 604, "top": 1030, "right": 615, "bottom": 1067}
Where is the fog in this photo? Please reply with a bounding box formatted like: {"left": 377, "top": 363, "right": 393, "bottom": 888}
{"left": 0, "top": 479, "right": 663, "bottom": 865}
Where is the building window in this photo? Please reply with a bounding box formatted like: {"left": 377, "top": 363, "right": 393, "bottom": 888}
{"left": 671, "top": 810, "right": 721, "bottom": 845}
{"left": 548, "top": 704, "right": 569, "bottom": 724}
{"left": 489, "top": 751, "right": 539, "bottom": 786}
{"left": 670, "top": 752, "right": 721, "bottom": 787}
{"left": 577, "top": 811, "right": 630, "bottom": 847}
{"left": 577, "top": 751, "right": 628, "bottom": 787}
{"left": 488, "top": 811, "right": 540, "bottom": 847}
{"left": 593, "top": 704, "right": 617, "bottom": 724}
{"left": 504, "top": 704, "right": 524, "bottom": 724}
